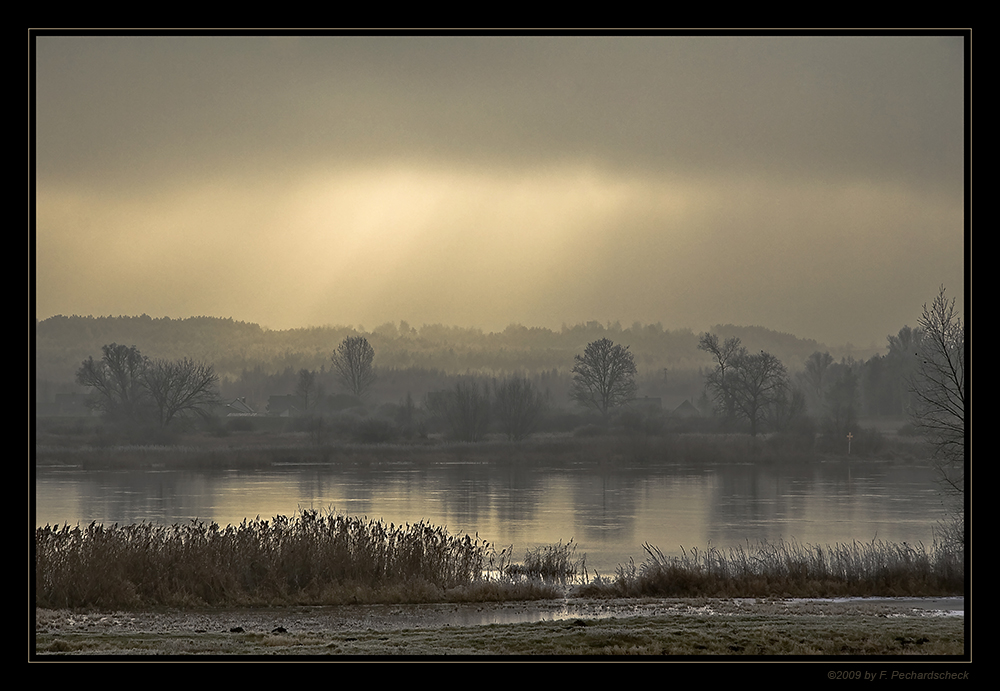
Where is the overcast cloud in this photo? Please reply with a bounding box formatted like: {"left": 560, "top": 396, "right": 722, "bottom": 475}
{"left": 33, "top": 33, "right": 966, "bottom": 348}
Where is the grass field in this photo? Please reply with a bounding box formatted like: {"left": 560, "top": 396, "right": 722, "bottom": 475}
{"left": 33, "top": 598, "right": 965, "bottom": 657}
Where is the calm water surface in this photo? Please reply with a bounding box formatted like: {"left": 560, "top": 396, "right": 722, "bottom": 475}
{"left": 34, "top": 461, "right": 949, "bottom": 575}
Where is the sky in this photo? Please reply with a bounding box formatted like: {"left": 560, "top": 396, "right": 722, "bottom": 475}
{"left": 33, "top": 33, "right": 966, "bottom": 349}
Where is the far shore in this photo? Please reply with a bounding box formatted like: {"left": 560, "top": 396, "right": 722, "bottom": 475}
{"left": 34, "top": 422, "right": 932, "bottom": 471}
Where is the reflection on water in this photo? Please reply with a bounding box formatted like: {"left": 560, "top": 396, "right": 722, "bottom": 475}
{"left": 34, "top": 461, "right": 949, "bottom": 576}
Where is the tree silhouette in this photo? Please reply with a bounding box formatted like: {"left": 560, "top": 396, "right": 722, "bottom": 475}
{"left": 493, "top": 375, "right": 546, "bottom": 441}
{"left": 76, "top": 344, "right": 218, "bottom": 427}
{"left": 75, "top": 343, "right": 149, "bottom": 423}
{"left": 444, "top": 379, "right": 491, "bottom": 442}
{"left": 727, "top": 349, "right": 788, "bottom": 437}
{"left": 331, "top": 336, "right": 377, "bottom": 400}
{"left": 571, "top": 338, "right": 637, "bottom": 417}
{"left": 910, "top": 286, "right": 965, "bottom": 496}
{"left": 143, "top": 357, "right": 219, "bottom": 427}
{"left": 698, "top": 333, "right": 743, "bottom": 425}
{"left": 295, "top": 369, "right": 317, "bottom": 412}
{"left": 700, "top": 334, "right": 789, "bottom": 436}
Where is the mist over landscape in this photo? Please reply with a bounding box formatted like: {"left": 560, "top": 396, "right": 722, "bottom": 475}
{"left": 32, "top": 33, "right": 967, "bottom": 659}
{"left": 34, "top": 34, "right": 964, "bottom": 350}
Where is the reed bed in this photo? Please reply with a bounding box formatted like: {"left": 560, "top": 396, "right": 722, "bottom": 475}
{"left": 504, "top": 539, "right": 585, "bottom": 581}
{"left": 577, "top": 538, "right": 965, "bottom": 599}
{"left": 35, "top": 511, "right": 560, "bottom": 609}
{"left": 36, "top": 512, "right": 963, "bottom": 609}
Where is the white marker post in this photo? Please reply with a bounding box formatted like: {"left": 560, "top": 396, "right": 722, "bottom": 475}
{"left": 847, "top": 432, "right": 853, "bottom": 455}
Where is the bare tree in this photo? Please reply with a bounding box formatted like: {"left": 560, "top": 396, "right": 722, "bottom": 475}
{"left": 76, "top": 344, "right": 218, "bottom": 427}
{"left": 887, "top": 325, "right": 924, "bottom": 414}
{"left": 728, "top": 349, "right": 789, "bottom": 437}
{"left": 770, "top": 385, "right": 807, "bottom": 433}
{"left": 698, "top": 333, "right": 743, "bottom": 425}
{"left": 143, "top": 357, "right": 219, "bottom": 427}
{"left": 571, "top": 338, "right": 637, "bottom": 417}
{"left": 699, "top": 334, "right": 788, "bottom": 437}
{"left": 75, "top": 343, "right": 150, "bottom": 423}
{"left": 331, "top": 336, "right": 377, "bottom": 400}
{"left": 295, "top": 369, "right": 316, "bottom": 412}
{"left": 444, "top": 379, "right": 492, "bottom": 442}
{"left": 823, "top": 364, "right": 859, "bottom": 440}
{"left": 910, "top": 286, "right": 965, "bottom": 497}
{"left": 801, "top": 351, "right": 834, "bottom": 409}
{"left": 493, "top": 375, "right": 546, "bottom": 441}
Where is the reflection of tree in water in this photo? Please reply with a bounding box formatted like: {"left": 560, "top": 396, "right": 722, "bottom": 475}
{"left": 434, "top": 463, "right": 525, "bottom": 526}
{"left": 71, "top": 470, "right": 222, "bottom": 526}
{"left": 567, "top": 468, "right": 642, "bottom": 543}
{"left": 703, "top": 465, "right": 805, "bottom": 547}
{"left": 40, "top": 462, "right": 946, "bottom": 578}
{"left": 701, "top": 463, "right": 940, "bottom": 550}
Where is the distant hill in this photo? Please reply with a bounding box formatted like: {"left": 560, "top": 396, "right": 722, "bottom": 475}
{"left": 707, "top": 324, "right": 878, "bottom": 371}
{"left": 34, "top": 314, "right": 882, "bottom": 388}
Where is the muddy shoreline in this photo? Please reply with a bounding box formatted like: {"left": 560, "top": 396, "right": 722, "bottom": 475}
{"left": 35, "top": 596, "right": 964, "bottom": 637}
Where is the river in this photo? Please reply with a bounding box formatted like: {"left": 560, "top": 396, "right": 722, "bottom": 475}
{"left": 34, "top": 460, "right": 948, "bottom": 575}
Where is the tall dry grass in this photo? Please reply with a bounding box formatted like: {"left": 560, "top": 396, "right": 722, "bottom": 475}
{"left": 35, "top": 510, "right": 557, "bottom": 609}
{"left": 504, "top": 539, "right": 585, "bottom": 581}
{"left": 36, "top": 513, "right": 963, "bottom": 609}
{"left": 576, "top": 538, "right": 964, "bottom": 599}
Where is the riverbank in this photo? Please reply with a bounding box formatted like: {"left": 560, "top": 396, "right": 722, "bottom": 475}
{"left": 33, "top": 596, "right": 966, "bottom": 657}
{"left": 34, "top": 426, "right": 933, "bottom": 471}
{"left": 35, "top": 512, "right": 963, "bottom": 612}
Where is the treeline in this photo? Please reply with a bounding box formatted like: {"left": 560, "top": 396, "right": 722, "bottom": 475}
{"left": 36, "top": 315, "right": 915, "bottom": 431}
{"left": 35, "top": 314, "right": 873, "bottom": 389}
{"left": 694, "top": 327, "right": 925, "bottom": 452}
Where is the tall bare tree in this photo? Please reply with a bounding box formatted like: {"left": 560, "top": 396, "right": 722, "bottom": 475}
{"left": 75, "top": 343, "right": 150, "bottom": 423}
{"left": 295, "top": 368, "right": 317, "bottom": 412}
{"left": 700, "top": 334, "right": 789, "bottom": 437}
{"left": 445, "top": 379, "right": 492, "bottom": 442}
{"left": 143, "top": 357, "right": 219, "bottom": 427}
{"left": 493, "top": 375, "right": 546, "bottom": 441}
{"left": 823, "top": 364, "right": 859, "bottom": 440}
{"left": 76, "top": 344, "right": 218, "bottom": 427}
{"left": 331, "top": 336, "right": 377, "bottom": 400}
{"left": 698, "top": 333, "right": 744, "bottom": 425}
{"left": 571, "top": 338, "right": 637, "bottom": 417}
{"left": 728, "top": 349, "right": 789, "bottom": 437}
{"left": 910, "top": 286, "right": 965, "bottom": 497}
{"left": 802, "top": 350, "right": 834, "bottom": 408}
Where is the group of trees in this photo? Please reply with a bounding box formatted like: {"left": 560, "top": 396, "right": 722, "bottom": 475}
{"left": 288, "top": 336, "right": 378, "bottom": 416}
{"left": 72, "top": 334, "right": 378, "bottom": 429}
{"left": 70, "top": 289, "right": 964, "bottom": 478}
{"left": 291, "top": 335, "right": 551, "bottom": 443}
{"left": 75, "top": 343, "right": 219, "bottom": 428}
{"left": 40, "top": 315, "right": 865, "bottom": 394}
{"left": 429, "top": 375, "right": 548, "bottom": 442}
{"left": 697, "top": 333, "right": 797, "bottom": 437}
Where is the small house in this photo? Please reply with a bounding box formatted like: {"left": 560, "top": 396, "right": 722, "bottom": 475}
{"left": 267, "top": 394, "right": 305, "bottom": 417}
{"left": 672, "top": 399, "right": 701, "bottom": 418}
{"left": 225, "top": 397, "right": 258, "bottom": 416}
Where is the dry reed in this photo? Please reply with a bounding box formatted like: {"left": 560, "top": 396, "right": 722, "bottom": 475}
{"left": 504, "top": 539, "right": 584, "bottom": 581}
{"left": 576, "top": 537, "right": 964, "bottom": 599}
{"left": 34, "top": 510, "right": 543, "bottom": 609}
